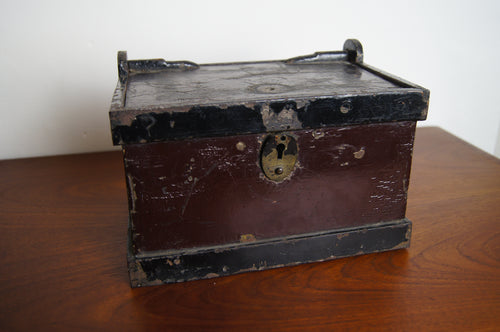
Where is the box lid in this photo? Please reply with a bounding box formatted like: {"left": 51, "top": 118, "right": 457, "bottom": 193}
{"left": 110, "top": 39, "right": 429, "bottom": 145}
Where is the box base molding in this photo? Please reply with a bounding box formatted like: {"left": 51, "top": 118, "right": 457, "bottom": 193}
{"left": 128, "top": 218, "right": 411, "bottom": 287}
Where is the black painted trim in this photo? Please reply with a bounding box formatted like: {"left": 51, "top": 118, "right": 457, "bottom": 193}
{"left": 111, "top": 92, "right": 427, "bottom": 145}
{"left": 128, "top": 219, "right": 411, "bottom": 287}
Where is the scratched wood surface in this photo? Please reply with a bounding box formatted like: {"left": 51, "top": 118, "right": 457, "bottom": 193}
{"left": 124, "top": 61, "right": 402, "bottom": 109}
{"left": 0, "top": 127, "right": 499, "bottom": 331}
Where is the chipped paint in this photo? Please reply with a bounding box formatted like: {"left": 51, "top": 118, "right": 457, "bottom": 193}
{"left": 261, "top": 103, "right": 302, "bottom": 131}
{"left": 336, "top": 233, "right": 350, "bottom": 240}
{"left": 128, "top": 260, "right": 163, "bottom": 287}
{"left": 127, "top": 174, "right": 137, "bottom": 214}
{"left": 236, "top": 141, "right": 246, "bottom": 151}
{"left": 295, "top": 99, "right": 307, "bottom": 109}
{"left": 312, "top": 130, "right": 325, "bottom": 139}
{"left": 240, "top": 234, "right": 257, "bottom": 243}
{"left": 353, "top": 147, "right": 365, "bottom": 159}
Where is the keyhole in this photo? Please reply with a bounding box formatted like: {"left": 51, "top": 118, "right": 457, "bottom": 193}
{"left": 260, "top": 133, "right": 298, "bottom": 181}
{"left": 276, "top": 143, "right": 285, "bottom": 159}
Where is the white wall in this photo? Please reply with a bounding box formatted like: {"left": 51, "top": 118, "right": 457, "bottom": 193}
{"left": 1, "top": 0, "right": 499, "bottom": 160}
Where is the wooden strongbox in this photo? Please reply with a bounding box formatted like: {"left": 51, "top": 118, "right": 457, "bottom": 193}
{"left": 109, "top": 39, "right": 429, "bottom": 287}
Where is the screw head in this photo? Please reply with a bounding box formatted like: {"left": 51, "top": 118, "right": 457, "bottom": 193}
{"left": 340, "top": 101, "right": 352, "bottom": 114}
{"left": 275, "top": 167, "right": 284, "bottom": 175}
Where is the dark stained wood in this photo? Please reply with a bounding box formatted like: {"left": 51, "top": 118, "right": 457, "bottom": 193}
{"left": 0, "top": 127, "right": 499, "bottom": 331}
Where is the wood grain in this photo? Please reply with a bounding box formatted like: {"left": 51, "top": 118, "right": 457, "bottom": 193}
{"left": 0, "top": 127, "right": 499, "bottom": 331}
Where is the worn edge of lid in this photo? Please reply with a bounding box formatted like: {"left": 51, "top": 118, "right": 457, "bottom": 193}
{"left": 109, "top": 39, "right": 429, "bottom": 146}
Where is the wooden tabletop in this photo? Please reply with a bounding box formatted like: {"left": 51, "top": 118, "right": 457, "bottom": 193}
{"left": 0, "top": 127, "right": 499, "bottom": 331}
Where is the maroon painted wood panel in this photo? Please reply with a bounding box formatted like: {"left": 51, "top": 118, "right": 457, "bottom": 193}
{"left": 124, "top": 121, "right": 416, "bottom": 254}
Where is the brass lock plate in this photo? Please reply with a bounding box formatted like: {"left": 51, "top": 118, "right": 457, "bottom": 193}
{"left": 260, "top": 134, "right": 298, "bottom": 182}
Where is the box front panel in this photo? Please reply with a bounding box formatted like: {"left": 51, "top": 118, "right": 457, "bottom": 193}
{"left": 124, "top": 121, "right": 416, "bottom": 254}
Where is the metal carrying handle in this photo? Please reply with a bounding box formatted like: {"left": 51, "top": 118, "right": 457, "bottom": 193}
{"left": 117, "top": 39, "right": 363, "bottom": 84}
{"left": 117, "top": 51, "right": 199, "bottom": 84}
{"left": 285, "top": 39, "right": 363, "bottom": 64}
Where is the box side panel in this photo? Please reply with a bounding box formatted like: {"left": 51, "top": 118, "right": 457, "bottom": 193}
{"left": 124, "top": 121, "right": 416, "bottom": 254}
